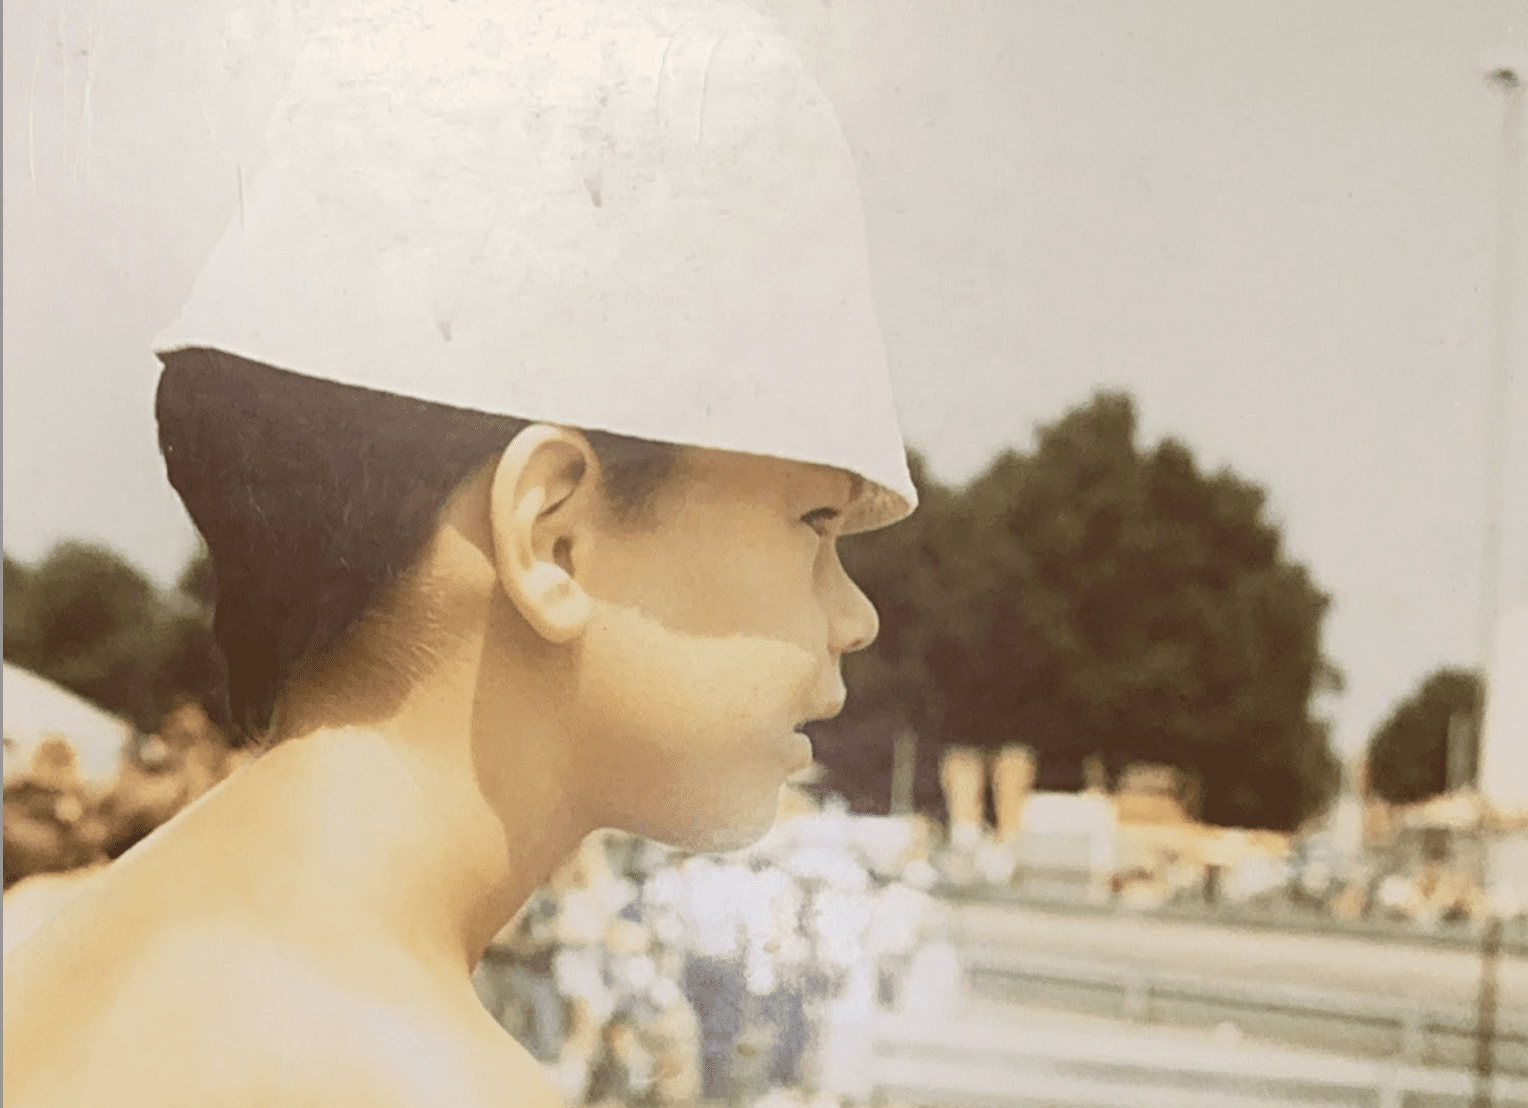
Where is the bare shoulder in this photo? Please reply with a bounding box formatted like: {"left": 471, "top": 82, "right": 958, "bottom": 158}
{"left": 197, "top": 938, "right": 568, "bottom": 1108}
{"left": 349, "top": 1002, "right": 566, "bottom": 1108}
{"left": 218, "top": 943, "right": 567, "bottom": 1108}
{"left": 5, "top": 913, "right": 561, "bottom": 1108}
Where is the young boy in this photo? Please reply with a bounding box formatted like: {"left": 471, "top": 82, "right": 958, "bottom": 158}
{"left": 2, "top": 2, "right": 915, "bottom": 1104}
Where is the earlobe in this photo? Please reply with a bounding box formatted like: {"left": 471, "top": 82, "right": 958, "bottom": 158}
{"left": 488, "top": 425, "right": 598, "bottom": 644}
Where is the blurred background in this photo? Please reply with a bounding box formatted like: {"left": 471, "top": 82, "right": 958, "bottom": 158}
{"left": 4, "top": 1, "right": 1527, "bottom": 1104}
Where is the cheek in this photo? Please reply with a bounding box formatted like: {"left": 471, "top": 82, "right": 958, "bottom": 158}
{"left": 580, "top": 603, "right": 817, "bottom": 740}
{"left": 598, "top": 520, "right": 822, "bottom": 645}
{"left": 574, "top": 603, "right": 817, "bottom": 843}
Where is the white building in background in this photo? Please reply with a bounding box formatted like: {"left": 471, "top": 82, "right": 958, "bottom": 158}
{"left": 2, "top": 662, "right": 133, "bottom": 791}
{"left": 1013, "top": 790, "right": 1117, "bottom": 899}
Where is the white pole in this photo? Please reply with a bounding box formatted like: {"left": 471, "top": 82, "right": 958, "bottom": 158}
{"left": 1467, "top": 60, "right": 1523, "bottom": 798}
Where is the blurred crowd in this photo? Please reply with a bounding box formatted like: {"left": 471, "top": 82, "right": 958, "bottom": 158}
{"left": 3, "top": 700, "right": 249, "bottom": 889}
{"left": 472, "top": 788, "right": 950, "bottom": 1106}
{"left": 2, "top": 696, "right": 253, "bottom": 956}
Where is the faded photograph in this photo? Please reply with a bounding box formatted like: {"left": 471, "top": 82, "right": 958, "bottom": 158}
{"left": 4, "top": 2, "right": 1527, "bottom": 1105}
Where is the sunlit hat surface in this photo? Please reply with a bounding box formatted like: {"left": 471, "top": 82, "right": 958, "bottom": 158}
{"left": 156, "top": 0, "right": 916, "bottom": 532}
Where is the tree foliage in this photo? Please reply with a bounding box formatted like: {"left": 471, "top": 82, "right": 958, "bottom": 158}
{"left": 814, "top": 391, "right": 1342, "bottom": 831}
{"left": 3, "top": 541, "right": 227, "bottom": 734}
{"left": 1365, "top": 667, "right": 1480, "bottom": 805}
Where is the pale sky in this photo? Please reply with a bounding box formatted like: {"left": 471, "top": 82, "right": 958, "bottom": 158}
{"left": 4, "top": 0, "right": 1526, "bottom": 763}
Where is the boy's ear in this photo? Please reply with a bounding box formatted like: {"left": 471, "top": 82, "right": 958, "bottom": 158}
{"left": 488, "top": 425, "right": 600, "bottom": 644}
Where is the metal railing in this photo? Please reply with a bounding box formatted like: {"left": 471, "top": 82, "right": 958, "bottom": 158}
{"left": 875, "top": 943, "right": 1511, "bottom": 1094}
{"left": 938, "top": 881, "right": 1528, "bottom": 959}
{"left": 868, "top": 1009, "right": 1528, "bottom": 1108}
{"left": 954, "top": 945, "right": 1528, "bottom": 1077}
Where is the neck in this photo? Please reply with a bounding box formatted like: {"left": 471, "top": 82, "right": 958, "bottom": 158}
{"left": 184, "top": 544, "right": 597, "bottom": 978}
{"left": 180, "top": 655, "right": 591, "bottom": 980}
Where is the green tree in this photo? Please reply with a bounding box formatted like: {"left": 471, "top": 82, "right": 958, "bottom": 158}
{"left": 813, "top": 391, "right": 1342, "bottom": 831}
{"left": 4, "top": 553, "right": 34, "bottom": 656}
{"left": 1366, "top": 667, "right": 1481, "bottom": 805}
{"left": 3, "top": 542, "right": 230, "bottom": 733}
{"left": 959, "top": 395, "right": 1339, "bottom": 827}
{"left": 3, "top": 542, "right": 164, "bottom": 727}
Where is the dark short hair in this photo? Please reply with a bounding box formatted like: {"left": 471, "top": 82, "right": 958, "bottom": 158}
{"left": 155, "top": 347, "right": 678, "bottom": 743}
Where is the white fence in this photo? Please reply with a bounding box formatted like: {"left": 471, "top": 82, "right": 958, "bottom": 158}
{"left": 865, "top": 944, "right": 1528, "bottom": 1108}
{"left": 869, "top": 1010, "right": 1528, "bottom": 1108}
{"left": 957, "top": 945, "right": 1528, "bottom": 1075}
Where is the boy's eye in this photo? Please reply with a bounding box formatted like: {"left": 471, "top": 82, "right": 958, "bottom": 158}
{"left": 801, "top": 507, "right": 840, "bottom": 535}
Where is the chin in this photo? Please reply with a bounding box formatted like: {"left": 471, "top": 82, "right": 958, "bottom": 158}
{"left": 636, "top": 796, "right": 781, "bottom": 855}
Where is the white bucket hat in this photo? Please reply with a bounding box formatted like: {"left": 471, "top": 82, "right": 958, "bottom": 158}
{"left": 155, "top": 0, "right": 916, "bottom": 533}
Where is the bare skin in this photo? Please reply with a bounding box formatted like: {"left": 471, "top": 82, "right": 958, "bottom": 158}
{"left": 2, "top": 431, "right": 878, "bottom": 1107}
{"left": 3, "top": 733, "right": 568, "bottom": 1107}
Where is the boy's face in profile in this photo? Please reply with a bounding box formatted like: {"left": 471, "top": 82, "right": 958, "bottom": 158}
{"left": 566, "top": 447, "right": 879, "bottom": 852}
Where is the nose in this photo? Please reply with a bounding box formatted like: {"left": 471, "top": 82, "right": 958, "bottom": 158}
{"left": 824, "top": 547, "right": 879, "bottom": 657}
